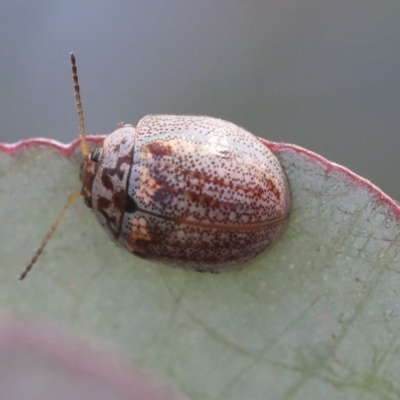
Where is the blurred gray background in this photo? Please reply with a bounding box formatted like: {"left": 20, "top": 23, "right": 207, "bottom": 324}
{"left": 0, "top": 1, "right": 399, "bottom": 200}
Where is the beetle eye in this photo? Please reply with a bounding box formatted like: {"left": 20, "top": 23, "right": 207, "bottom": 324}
{"left": 90, "top": 148, "right": 102, "bottom": 162}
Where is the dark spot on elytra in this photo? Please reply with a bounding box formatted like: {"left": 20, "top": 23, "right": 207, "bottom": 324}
{"left": 146, "top": 142, "right": 174, "bottom": 157}
{"left": 125, "top": 195, "right": 138, "bottom": 213}
{"left": 153, "top": 187, "right": 173, "bottom": 204}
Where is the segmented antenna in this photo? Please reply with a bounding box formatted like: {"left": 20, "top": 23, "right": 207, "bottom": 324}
{"left": 70, "top": 52, "right": 89, "bottom": 156}
{"left": 19, "top": 53, "right": 89, "bottom": 280}
{"left": 19, "top": 192, "right": 81, "bottom": 280}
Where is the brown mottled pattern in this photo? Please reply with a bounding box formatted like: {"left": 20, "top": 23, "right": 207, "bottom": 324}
{"left": 90, "top": 126, "right": 136, "bottom": 237}
{"left": 114, "top": 115, "right": 292, "bottom": 271}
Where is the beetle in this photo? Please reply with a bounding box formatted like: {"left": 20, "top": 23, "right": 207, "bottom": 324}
{"left": 19, "top": 53, "right": 291, "bottom": 280}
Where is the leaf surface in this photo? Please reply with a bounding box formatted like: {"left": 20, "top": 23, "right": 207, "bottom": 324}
{"left": 1, "top": 137, "right": 399, "bottom": 399}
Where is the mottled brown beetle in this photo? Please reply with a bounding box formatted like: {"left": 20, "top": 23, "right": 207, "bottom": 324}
{"left": 20, "top": 53, "right": 291, "bottom": 280}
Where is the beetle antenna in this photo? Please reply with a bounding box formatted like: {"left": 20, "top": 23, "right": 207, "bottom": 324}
{"left": 19, "top": 192, "right": 81, "bottom": 281}
{"left": 70, "top": 53, "right": 89, "bottom": 156}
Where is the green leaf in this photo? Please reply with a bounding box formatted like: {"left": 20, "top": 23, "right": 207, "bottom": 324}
{"left": 1, "top": 137, "right": 399, "bottom": 399}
